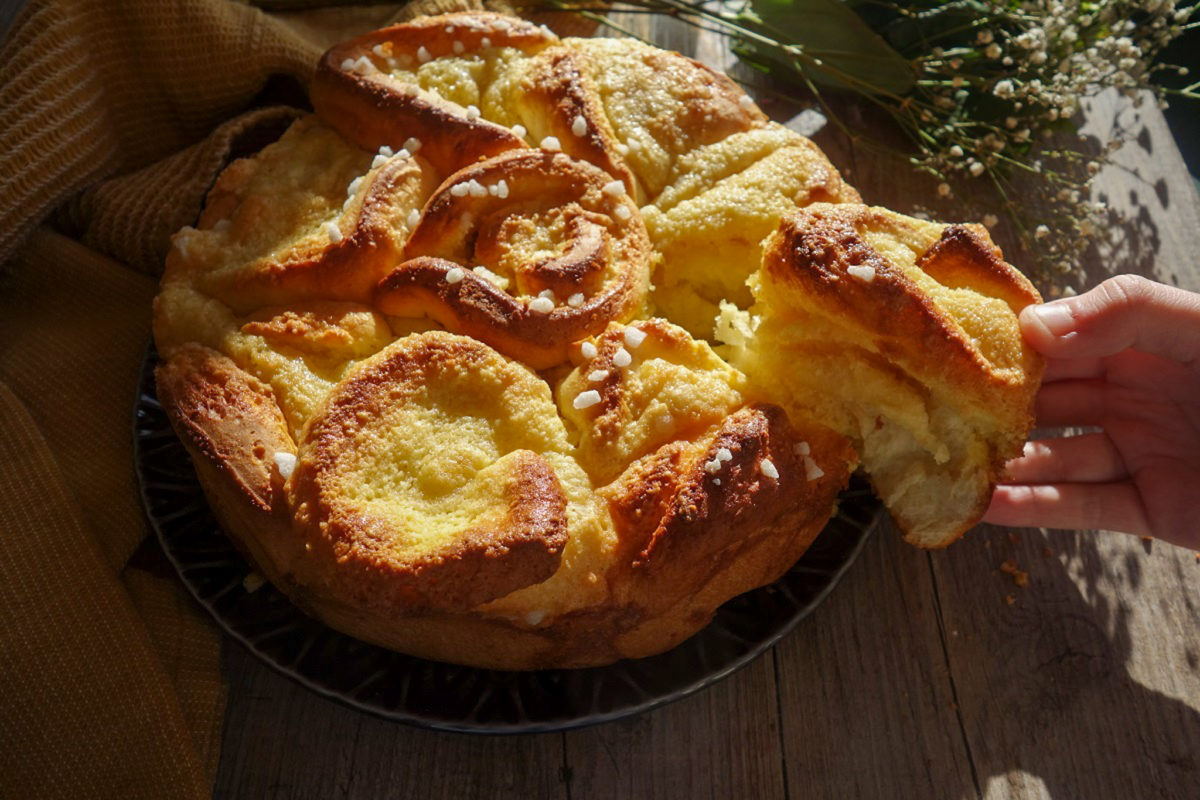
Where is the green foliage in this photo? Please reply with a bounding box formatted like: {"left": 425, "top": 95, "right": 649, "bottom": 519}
{"left": 732, "top": 0, "right": 915, "bottom": 95}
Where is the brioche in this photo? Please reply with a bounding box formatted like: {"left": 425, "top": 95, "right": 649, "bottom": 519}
{"left": 723, "top": 204, "right": 1043, "bottom": 547}
{"left": 153, "top": 12, "right": 1041, "bottom": 669}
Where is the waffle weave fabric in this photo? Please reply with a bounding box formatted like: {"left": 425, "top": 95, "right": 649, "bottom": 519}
{"left": 0, "top": 1, "right": 486, "bottom": 797}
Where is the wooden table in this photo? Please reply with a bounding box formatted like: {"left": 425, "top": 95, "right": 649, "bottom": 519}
{"left": 214, "top": 14, "right": 1200, "bottom": 799}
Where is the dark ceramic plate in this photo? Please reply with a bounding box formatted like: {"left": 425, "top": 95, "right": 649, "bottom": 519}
{"left": 134, "top": 347, "right": 881, "bottom": 733}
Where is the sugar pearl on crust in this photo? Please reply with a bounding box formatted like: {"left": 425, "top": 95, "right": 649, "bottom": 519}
{"left": 453, "top": 40, "right": 465, "bottom": 54}
{"left": 793, "top": 441, "right": 810, "bottom": 456}
{"left": 847, "top": 265, "right": 876, "bottom": 282}
{"left": 567, "top": 293, "right": 584, "bottom": 308}
{"left": 378, "top": 145, "right": 393, "bottom": 157}
{"left": 571, "top": 115, "right": 588, "bottom": 137}
{"left": 588, "top": 369, "right": 608, "bottom": 382}
{"left": 759, "top": 458, "right": 779, "bottom": 480}
{"left": 481, "top": 36, "right": 492, "bottom": 47}
{"left": 612, "top": 347, "right": 632, "bottom": 368}
{"left": 602, "top": 180, "right": 625, "bottom": 197}
{"left": 445, "top": 267, "right": 464, "bottom": 284}
{"left": 738, "top": 94, "right": 755, "bottom": 110}
{"left": 573, "top": 389, "right": 601, "bottom": 409}
{"left": 540, "top": 136, "right": 561, "bottom": 152}
{"left": 340, "top": 58, "right": 355, "bottom": 71}
{"left": 417, "top": 46, "right": 432, "bottom": 63}
{"left": 406, "top": 209, "right": 420, "bottom": 227}
{"left": 716, "top": 447, "right": 733, "bottom": 462}
{"left": 273, "top": 452, "right": 297, "bottom": 479}
{"left": 524, "top": 610, "right": 545, "bottom": 626}
{"left": 580, "top": 341, "right": 598, "bottom": 359}
{"left": 703, "top": 458, "right": 722, "bottom": 474}
{"left": 324, "top": 221, "right": 343, "bottom": 243}
{"left": 529, "top": 296, "right": 554, "bottom": 313}
{"left": 512, "top": 124, "right": 527, "bottom": 139}
{"left": 465, "top": 104, "right": 481, "bottom": 120}
{"left": 404, "top": 137, "right": 421, "bottom": 152}
{"left": 613, "top": 204, "right": 632, "bottom": 222}
{"left": 804, "top": 456, "right": 824, "bottom": 481}
{"left": 622, "top": 326, "right": 647, "bottom": 349}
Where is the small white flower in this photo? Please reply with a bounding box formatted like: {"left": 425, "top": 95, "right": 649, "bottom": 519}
{"left": 982, "top": 214, "right": 999, "bottom": 228}
{"left": 993, "top": 79, "right": 1015, "bottom": 99}
{"left": 937, "top": 183, "right": 951, "bottom": 197}
{"left": 1035, "top": 225, "right": 1050, "bottom": 239}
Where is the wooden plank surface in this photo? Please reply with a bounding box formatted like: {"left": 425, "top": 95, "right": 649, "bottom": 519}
{"left": 214, "top": 12, "right": 1200, "bottom": 800}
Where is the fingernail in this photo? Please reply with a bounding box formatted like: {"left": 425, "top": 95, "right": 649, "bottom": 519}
{"left": 1025, "top": 302, "right": 1076, "bottom": 337}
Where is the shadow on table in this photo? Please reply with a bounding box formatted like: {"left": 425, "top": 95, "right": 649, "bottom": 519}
{"left": 944, "top": 526, "right": 1200, "bottom": 799}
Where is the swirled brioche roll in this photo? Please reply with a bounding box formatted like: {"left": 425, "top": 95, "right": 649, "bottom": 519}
{"left": 164, "top": 116, "right": 436, "bottom": 314}
{"left": 567, "top": 37, "right": 767, "bottom": 200}
{"left": 643, "top": 124, "right": 860, "bottom": 337}
{"left": 374, "top": 149, "right": 651, "bottom": 368}
{"left": 727, "top": 203, "right": 1043, "bottom": 548}
{"left": 288, "top": 331, "right": 593, "bottom": 613}
{"left": 600, "top": 403, "right": 854, "bottom": 656}
{"left": 154, "top": 283, "right": 394, "bottom": 438}
{"left": 558, "top": 319, "right": 746, "bottom": 484}
{"left": 312, "top": 12, "right": 555, "bottom": 174}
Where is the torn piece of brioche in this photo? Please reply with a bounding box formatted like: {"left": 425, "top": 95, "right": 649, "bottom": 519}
{"left": 724, "top": 203, "right": 1044, "bottom": 547}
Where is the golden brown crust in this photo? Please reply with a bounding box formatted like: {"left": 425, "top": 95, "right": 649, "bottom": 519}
{"left": 311, "top": 13, "right": 554, "bottom": 174}
{"left": 602, "top": 405, "right": 854, "bottom": 618}
{"left": 288, "top": 331, "right": 570, "bottom": 613}
{"left": 155, "top": 345, "right": 294, "bottom": 512}
{"left": 374, "top": 150, "right": 650, "bottom": 369}
{"left": 515, "top": 44, "right": 638, "bottom": 197}
{"left": 165, "top": 116, "right": 437, "bottom": 314}
{"left": 750, "top": 203, "right": 1044, "bottom": 547}
{"left": 152, "top": 14, "right": 1044, "bottom": 669}
{"left": 763, "top": 204, "right": 1041, "bottom": 417}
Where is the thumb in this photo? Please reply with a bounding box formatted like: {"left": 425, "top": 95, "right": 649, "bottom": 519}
{"left": 1020, "top": 274, "right": 1200, "bottom": 364}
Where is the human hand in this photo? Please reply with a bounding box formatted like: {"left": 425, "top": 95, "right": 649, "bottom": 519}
{"left": 983, "top": 274, "right": 1200, "bottom": 549}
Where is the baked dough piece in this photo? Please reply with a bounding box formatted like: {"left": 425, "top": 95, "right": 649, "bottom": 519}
{"left": 644, "top": 124, "right": 861, "bottom": 337}
{"left": 726, "top": 203, "right": 1043, "bottom": 547}
{"left": 164, "top": 116, "right": 437, "bottom": 314}
{"left": 154, "top": 12, "right": 1042, "bottom": 669}
{"left": 374, "top": 149, "right": 651, "bottom": 369}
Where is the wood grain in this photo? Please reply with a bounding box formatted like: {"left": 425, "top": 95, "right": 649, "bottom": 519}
{"left": 773, "top": 521, "right": 979, "bottom": 799}
{"left": 563, "top": 653, "right": 786, "bottom": 800}
{"left": 923, "top": 89, "right": 1200, "bottom": 800}
{"left": 215, "top": 645, "right": 569, "bottom": 799}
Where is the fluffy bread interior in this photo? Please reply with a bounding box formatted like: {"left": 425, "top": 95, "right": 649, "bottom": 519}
{"left": 722, "top": 203, "right": 1043, "bottom": 548}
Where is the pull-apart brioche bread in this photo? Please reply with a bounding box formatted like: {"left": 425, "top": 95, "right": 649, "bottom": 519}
{"left": 153, "top": 12, "right": 1041, "bottom": 669}
{"left": 722, "top": 204, "right": 1043, "bottom": 547}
